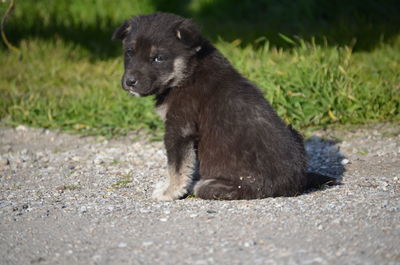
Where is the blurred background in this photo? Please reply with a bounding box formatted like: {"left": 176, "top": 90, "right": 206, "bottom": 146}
{"left": 1, "top": 0, "right": 399, "bottom": 136}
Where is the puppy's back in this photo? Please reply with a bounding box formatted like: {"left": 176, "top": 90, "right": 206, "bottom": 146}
{"left": 194, "top": 54, "right": 308, "bottom": 199}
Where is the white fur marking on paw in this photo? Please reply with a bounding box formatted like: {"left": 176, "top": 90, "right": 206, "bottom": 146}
{"left": 152, "top": 180, "right": 189, "bottom": 201}
{"left": 152, "top": 179, "right": 170, "bottom": 201}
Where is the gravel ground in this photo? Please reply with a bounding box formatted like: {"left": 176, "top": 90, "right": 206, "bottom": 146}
{"left": 0, "top": 123, "right": 399, "bottom": 265}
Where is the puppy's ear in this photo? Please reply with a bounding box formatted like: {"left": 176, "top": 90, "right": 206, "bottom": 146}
{"left": 175, "top": 19, "right": 203, "bottom": 51}
{"left": 112, "top": 20, "right": 131, "bottom": 41}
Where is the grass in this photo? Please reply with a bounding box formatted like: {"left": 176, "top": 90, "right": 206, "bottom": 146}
{"left": 63, "top": 184, "right": 80, "bottom": 191}
{"left": 0, "top": 39, "right": 161, "bottom": 136}
{"left": 111, "top": 174, "right": 133, "bottom": 189}
{"left": 0, "top": 0, "right": 399, "bottom": 137}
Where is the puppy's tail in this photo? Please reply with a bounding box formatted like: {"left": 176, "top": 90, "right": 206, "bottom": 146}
{"left": 305, "top": 172, "right": 338, "bottom": 190}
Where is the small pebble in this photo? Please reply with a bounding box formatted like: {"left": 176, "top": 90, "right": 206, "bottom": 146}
{"left": 118, "top": 242, "right": 127, "bottom": 248}
{"left": 0, "top": 158, "right": 10, "bottom": 167}
{"left": 80, "top": 206, "right": 88, "bottom": 213}
{"left": 16, "top": 125, "right": 27, "bottom": 132}
{"left": 142, "top": 241, "right": 153, "bottom": 247}
{"left": 340, "top": 159, "right": 349, "bottom": 165}
{"left": 243, "top": 241, "right": 256, "bottom": 247}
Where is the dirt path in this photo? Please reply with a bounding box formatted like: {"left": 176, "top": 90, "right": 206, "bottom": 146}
{"left": 1, "top": 123, "right": 399, "bottom": 265}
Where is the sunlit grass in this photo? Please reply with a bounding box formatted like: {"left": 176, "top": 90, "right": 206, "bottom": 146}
{"left": 0, "top": 0, "right": 399, "bottom": 136}
{"left": 0, "top": 39, "right": 162, "bottom": 136}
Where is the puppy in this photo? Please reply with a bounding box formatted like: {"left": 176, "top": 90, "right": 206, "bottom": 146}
{"left": 112, "top": 13, "right": 335, "bottom": 201}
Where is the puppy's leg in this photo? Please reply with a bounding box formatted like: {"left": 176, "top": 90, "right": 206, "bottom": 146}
{"left": 194, "top": 178, "right": 241, "bottom": 200}
{"left": 152, "top": 135, "right": 196, "bottom": 201}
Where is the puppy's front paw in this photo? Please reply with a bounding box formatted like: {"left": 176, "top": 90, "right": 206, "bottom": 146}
{"left": 152, "top": 191, "right": 176, "bottom": 201}
{"left": 152, "top": 180, "right": 174, "bottom": 201}
{"left": 151, "top": 180, "right": 186, "bottom": 201}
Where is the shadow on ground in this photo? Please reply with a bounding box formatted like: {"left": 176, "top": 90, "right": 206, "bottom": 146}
{"left": 305, "top": 136, "right": 346, "bottom": 180}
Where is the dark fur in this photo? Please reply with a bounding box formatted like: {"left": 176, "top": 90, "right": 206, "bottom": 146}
{"left": 113, "top": 13, "right": 335, "bottom": 200}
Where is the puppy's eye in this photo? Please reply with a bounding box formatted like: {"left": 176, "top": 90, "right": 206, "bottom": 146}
{"left": 125, "top": 48, "right": 134, "bottom": 57}
{"left": 152, "top": 55, "right": 165, "bottom": 63}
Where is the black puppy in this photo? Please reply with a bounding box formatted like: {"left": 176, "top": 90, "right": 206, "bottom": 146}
{"left": 112, "top": 13, "right": 335, "bottom": 201}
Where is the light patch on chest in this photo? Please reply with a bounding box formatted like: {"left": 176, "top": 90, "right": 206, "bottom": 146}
{"left": 156, "top": 103, "right": 168, "bottom": 121}
{"left": 162, "top": 56, "right": 187, "bottom": 87}
{"left": 181, "top": 124, "right": 193, "bottom": 137}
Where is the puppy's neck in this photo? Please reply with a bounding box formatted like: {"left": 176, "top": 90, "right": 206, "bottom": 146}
{"left": 154, "top": 87, "right": 171, "bottom": 107}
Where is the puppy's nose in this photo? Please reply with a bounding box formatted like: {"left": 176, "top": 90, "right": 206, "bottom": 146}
{"left": 125, "top": 77, "right": 138, "bottom": 87}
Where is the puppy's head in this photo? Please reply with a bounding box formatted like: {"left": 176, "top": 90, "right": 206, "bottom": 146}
{"left": 112, "top": 13, "right": 204, "bottom": 97}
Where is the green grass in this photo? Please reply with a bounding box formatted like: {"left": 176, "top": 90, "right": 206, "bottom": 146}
{"left": 63, "top": 184, "right": 80, "bottom": 191}
{"left": 111, "top": 174, "right": 133, "bottom": 189}
{"left": 0, "top": 0, "right": 399, "bottom": 137}
{"left": 0, "top": 39, "right": 162, "bottom": 136}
